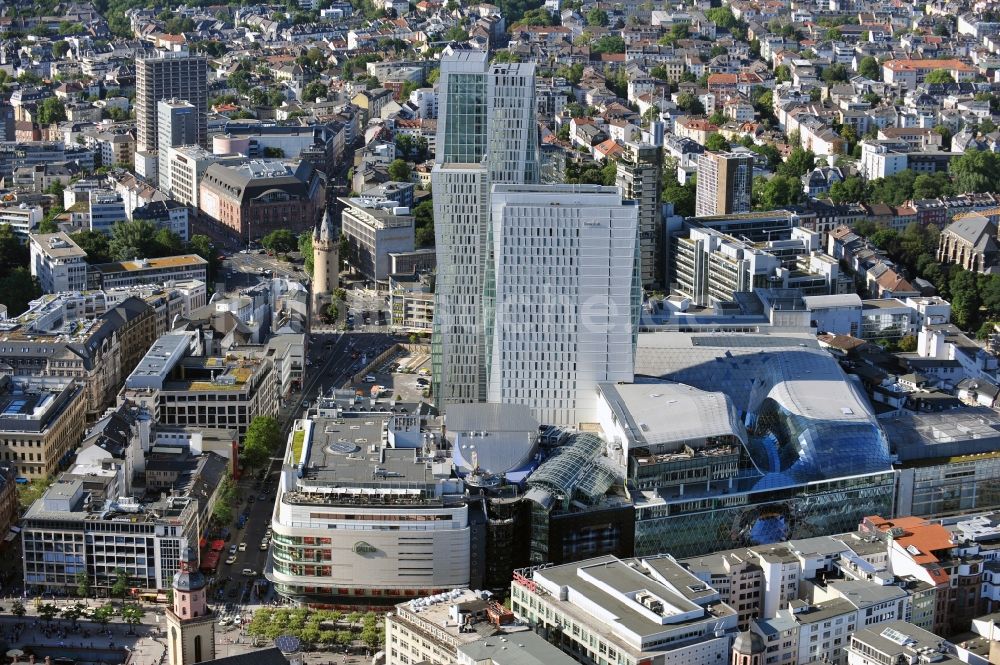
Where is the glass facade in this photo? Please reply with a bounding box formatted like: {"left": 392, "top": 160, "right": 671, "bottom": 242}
{"left": 441, "top": 73, "right": 487, "bottom": 164}
{"left": 633, "top": 472, "right": 896, "bottom": 557}
{"left": 628, "top": 334, "right": 895, "bottom": 558}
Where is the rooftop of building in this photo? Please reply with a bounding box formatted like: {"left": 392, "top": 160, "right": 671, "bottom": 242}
{"left": 457, "top": 630, "right": 580, "bottom": 665}
{"left": 597, "top": 382, "right": 746, "bottom": 451}
{"left": 394, "top": 589, "right": 524, "bottom": 644}
{"left": 0, "top": 377, "right": 83, "bottom": 434}
{"left": 880, "top": 407, "right": 1000, "bottom": 463}
{"left": 281, "top": 414, "right": 460, "bottom": 505}
{"left": 527, "top": 555, "right": 735, "bottom": 655}
{"left": 91, "top": 254, "right": 208, "bottom": 274}
{"left": 850, "top": 621, "right": 962, "bottom": 665}
{"left": 24, "top": 481, "right": 196, "bottom": 526}
{"left": 28, "top": 232, "right": 87, "bottom": 259}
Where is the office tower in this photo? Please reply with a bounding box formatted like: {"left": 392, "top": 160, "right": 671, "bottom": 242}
{"left": 157, "top": 99, "right": 198, "bottom": 194}
{"left": 431, "top": 51, "right": 538, "bottom": 407}
{"left": 617, "top": 142, "right": 664, "bottom": 289}
{"left": 485, "top": 184, "right": 639, "bottom": 427}
{"left": 695, "top": 152, "right": 753, "bottom": 217}
{"left": 136, "top": 50, "right": 208, "bottom": 153}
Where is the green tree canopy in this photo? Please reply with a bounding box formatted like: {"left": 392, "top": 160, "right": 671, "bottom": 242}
{"left": 858, "top": 56, "right": 880, "bottom": 80}
{"left": 586, "top": 8, "right": 608, "bottom": 25}
{"left": 704, "top": 133, "right": 730, "bottom": 152}
{"left": 951, "top": 150, "right": 1000, "bottom": 193}
{"left": 262, "top": 229, "right": 297, "bottom": 254}
{"left": 243, "top": 416, "right": 282, "bottom": 471}
{"left": 778, "top": 147, "right": 815, "bottom": 178}
{"left": 388, "top": 159, "right": 411, "bottom": 181}
{"left": 924, "top": 69, "right": 954, "bottom": 84}
{"left": 37, "top": 97, "right": 66, "bottom": 126}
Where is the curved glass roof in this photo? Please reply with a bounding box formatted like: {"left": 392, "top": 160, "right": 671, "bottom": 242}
{"left": 527, "top": 433, "right": 619, "bottom": 503}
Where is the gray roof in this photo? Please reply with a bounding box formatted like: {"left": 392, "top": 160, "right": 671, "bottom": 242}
{"left": 944, "top": 215, "right": 999, "bottom": 253}
{"left": 880, "top": 407, "right": 1000, "bottom": 462}
{"left": 446, "top": 403, "right": 539, "bottom": 434}
{"left": 458, "top": 631, "right": 579, "bottom": 665}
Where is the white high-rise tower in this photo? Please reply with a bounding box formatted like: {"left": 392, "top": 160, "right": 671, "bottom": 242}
{"left": 431, "top": 51, "right": 538, "bottom": 407}
{"left": 485, "top": 185, "right": 639, "bottom": 427}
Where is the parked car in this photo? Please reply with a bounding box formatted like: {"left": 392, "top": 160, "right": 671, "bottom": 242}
{"left": 241, "top": 568, "right": 256, "bottom": 577}
{"left": 238, "top": 542, "right": 247, "bottom": 552}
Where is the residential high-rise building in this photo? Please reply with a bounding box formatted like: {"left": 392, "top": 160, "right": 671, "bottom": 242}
{"left": 431, "top": 50, "right": 538, "bottom": 407}
{"left": 486, "top": 184, "right": 639, "bottom": 427}
{"left": 157, "top": 99, "right": 198, "bottom": 194}
{"left": 695, "top": 152, "right": 753, "bottom": 217}
{"left": 135, "top": 50, "right": 208, "bottom": 153}
{"left": 617, "top": 142, "right": 664, "bottom": 288}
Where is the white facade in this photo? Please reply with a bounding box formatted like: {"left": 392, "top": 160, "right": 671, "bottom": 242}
{"left": 487, "top": 185, "right": 638, "bottom": 427}
{"left": 29, "top": 232, "right": 88, "bottom": 293}
{"left": 157, "top": 99, "right": 199, "bottom": 195}
{"left": 268, "top": 417, "right": 472, "bottom": 605}
{"left": 89, "top": 189, "right": 128, "bottom": 235}
{"left": 431, "top": 51, "right": 538, "bottom": 408}
{"left": 860, "top": 141, "right": 908, "bottom": 179}
{"left": 0, "top": 203, "right": 43, "bottom": 240}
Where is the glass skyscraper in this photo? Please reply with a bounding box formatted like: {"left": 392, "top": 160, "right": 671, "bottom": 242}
{"left": 431, "top": 51, "right": 539, "bottom": 407}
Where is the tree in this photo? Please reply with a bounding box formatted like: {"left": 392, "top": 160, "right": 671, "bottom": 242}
{"left": 924, "top": 69, "right": 954, "bottom": 84}
{"left": 952, "top": 150, "right": 1000, "bottom": 194}
{"left": 112, "top": 568, "right": 131, "bottom": 599}
{"left": 586, "top": 8, "right": 608, "bottom": 25}
{"left": 108, "top": 219, "right": 158, "bottom": 260}
{"left": 705, "top": 6, "right": 738, "bottom": 30}
{"left": 92, "top": 603, "right": 114, "bottom": 628}
{"left": 61, "top": 603, "right": 85, "bottom": 627}
{"left": 243, "top": 416, "right": 282, "bottom": 471}
{"left": 11, "top": 601, "right": 25, "bottom": 618}
{"left": 76, "top": 570, "right": 91, "bottom": 598}
{"left": 36, "top": 97, "right": 67, "bottom": 126}
{"left": 301, "top": 80, "right": 328, "bottom": 103}
{"left": 704, "top": 134, "right": 730, "bottom": 152}
{"left": 52, "top": 40, "right": 70, "bottom": 58}
{"left": 676, "top": 92, "right": 705, "bottom": 116}
{"left": 325, "top": 302, "right": 339, "bottom": 322}
{"left": 977, "top": 322, "right": 997, "bottom": 340}
{"left": 388, "top": 159, "right": 411, "bottom": 181}
{"left": 829, "top": 176, "right": 869, "bottom": 204}
{"left": 778, "top": 147, "right": 816, "bottom": 178}
{"left": 774, "top": 65, "right": 791, "bottom": 83}
{"left": 213, "top": 476, "right": 236, "bottom": 525}
{"left": 822, "top": 63, "right": 849, "bottom": 83}
{"left": 662, "top": 175, "right": 697, "bottom": 217}
{"left": 0, "top": 268, "right": 41, "bottom": 317}
{"left": 413, "top": 199, "right": 434, "bottom": 248}
{"left": 754, "top": 174, "right": 802, "bottom": 209}
{"left": 591, "top": 35, "right": 626, "bottom": 54}
{"left": 262, "top": 229, "right": 297, "bottom": 254}
{"left": 0, "top": 223, "right": 29, "bottom": 276}
{"left": 950, "top": 268, "right": 982, "bottom": 330}
{"left": 298, "top": 231, "right": 314, "bottom": 276}
{"left": 39, "top": 603, "right": 60, "bottom": 622}
{"left": 186, "top": 235, "right": 221, "bottom": 282}
{"left": 443, "top": 26, "right": 468, "bottom": 41}
{"left": 154, "top": 228, "right": 184, "bottom": 256}
{"left": 121, "top": 604, "right": 144, "bottom": 634}
{"left": 858, "top": 56, "right": 880, "bottom": 81}
{"left": 512, "top": 7, "right": 553, "bottom": 26}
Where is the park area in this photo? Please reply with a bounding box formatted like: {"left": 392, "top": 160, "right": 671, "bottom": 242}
{"left": 246, "top": 607, "right": 384, "bottom": 652}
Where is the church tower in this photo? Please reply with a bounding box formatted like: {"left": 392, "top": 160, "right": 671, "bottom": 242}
{"left": 166, "top": 546, "right": 215, "bottom": 665}
{"left": 312, "top": 206, "right": 339, "bottom": 318}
